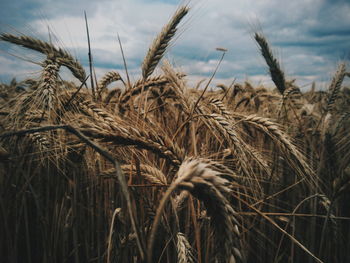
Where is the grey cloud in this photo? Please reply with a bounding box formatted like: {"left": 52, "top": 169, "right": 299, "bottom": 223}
{"left": 0, "top": 0, "right": 349, "bottom": 87}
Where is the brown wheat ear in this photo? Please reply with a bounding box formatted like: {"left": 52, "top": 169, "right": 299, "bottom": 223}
{"left": 0, "top": 33, "right": 86, "bottom": 82}
{"left": 148, "top": 158, "right": 243, "bottom": 263}
{"left": 141, "top": 6, "right": 189, "bottom": 80}
{"left": 326, "top": 62, "right": 346, "bottom": 113}
{"left": 176, "top": 232, "right": 195, "bottom": 263}
{"left": 254, "top": 32, "right": 286, "bottom": 94}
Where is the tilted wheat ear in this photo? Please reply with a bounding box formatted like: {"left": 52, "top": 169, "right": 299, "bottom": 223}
{"left": 148, "top": 158, "right": 244, "bottom": 263}
{"left": 142, "top": 6, "right": 189, "bottom": 80}
{"left": 326, "top": 63, "right": 346, "bottom": 113}
{"left": 0, "top": 34, "right": 86, "bottom": 82}
{"left": 254, "top": 33, "right": 286, "bottom": 94}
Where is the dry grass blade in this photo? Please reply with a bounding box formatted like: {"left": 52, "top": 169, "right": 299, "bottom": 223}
{"left": 142, "top": 6, "right": 189, "bottom": 80}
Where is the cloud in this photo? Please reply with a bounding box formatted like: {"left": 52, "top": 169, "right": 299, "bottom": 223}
{"left": 0, "top": 55, "right": 41, "bottom": 82}
{"left": 0, "top": 0, "right": 349, "bottom": 89}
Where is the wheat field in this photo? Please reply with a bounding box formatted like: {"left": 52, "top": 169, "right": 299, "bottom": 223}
{"left": 0, "top": 5, "right": 350, "bottom": 263}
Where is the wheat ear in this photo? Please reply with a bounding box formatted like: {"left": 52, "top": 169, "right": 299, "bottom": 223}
{"left": 148, "top": 158, "right": 243, "bottom": 263}
{"left": 254, "top": 33, "right": 286, "bottom": 94}
{"left": 0, "top": 34, "right": 86, "bottom": 82}
{"left": 176, "top": 232, "right": 195, "bottom": 263}
{"left": 142, "top": 6, "right": 189, "bottom": 80}
{"left": 97, "top": 71, "right": 123, "bottom": 97}
{"left": 326, "top": 63, "right": 346, "bottom": 113}
{"left": 79, "top": 121, "right": 183, "bottom": 167}
{"left": 123, "top": 164, "right": 167, "bottom": 185}
{"left": 243, "top": 114, "right": 314, "bottom": 180}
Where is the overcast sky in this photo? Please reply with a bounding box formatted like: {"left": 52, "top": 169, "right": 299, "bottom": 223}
{"left": 0, "top": 0, "right": 349, "bottom": 89}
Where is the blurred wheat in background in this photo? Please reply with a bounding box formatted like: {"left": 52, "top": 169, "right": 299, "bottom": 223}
{"left": 0, "top": 5, "right": 350, "bottom": 263}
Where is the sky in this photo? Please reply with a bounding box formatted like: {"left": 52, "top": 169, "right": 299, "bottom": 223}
{"left": 0, "top": 0, "right": 349, "bottom": 90}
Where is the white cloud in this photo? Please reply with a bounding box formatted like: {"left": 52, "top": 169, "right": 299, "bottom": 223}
{"left": 0, "top": 54, "right": 41, "bottom": 82}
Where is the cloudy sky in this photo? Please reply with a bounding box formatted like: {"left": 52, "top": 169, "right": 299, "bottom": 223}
{"left": 0, "top": 0, "right": 349, "bottom": 89}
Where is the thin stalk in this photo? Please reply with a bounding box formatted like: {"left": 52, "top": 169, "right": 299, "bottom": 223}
{"left": 84, "top": 11, "right": 96, "bottom": 100}
{"left": 190, "top": 50, "right": 226, "bottom": 117}
{"left": 63, "top": 75, "right": 90, "bottom": 107}
{"left": 234, "top": 194, "right": 324, "bottom": 263}
{"left": 318, "top": 196, "right": 335, "bottom": 259}
{"left": 117, "top": 34, "right": 131, "bottom": 89}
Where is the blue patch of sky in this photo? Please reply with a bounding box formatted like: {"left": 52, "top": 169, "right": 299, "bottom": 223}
{"left": 0, "top": 0, "right": 42, "bottom": 25}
